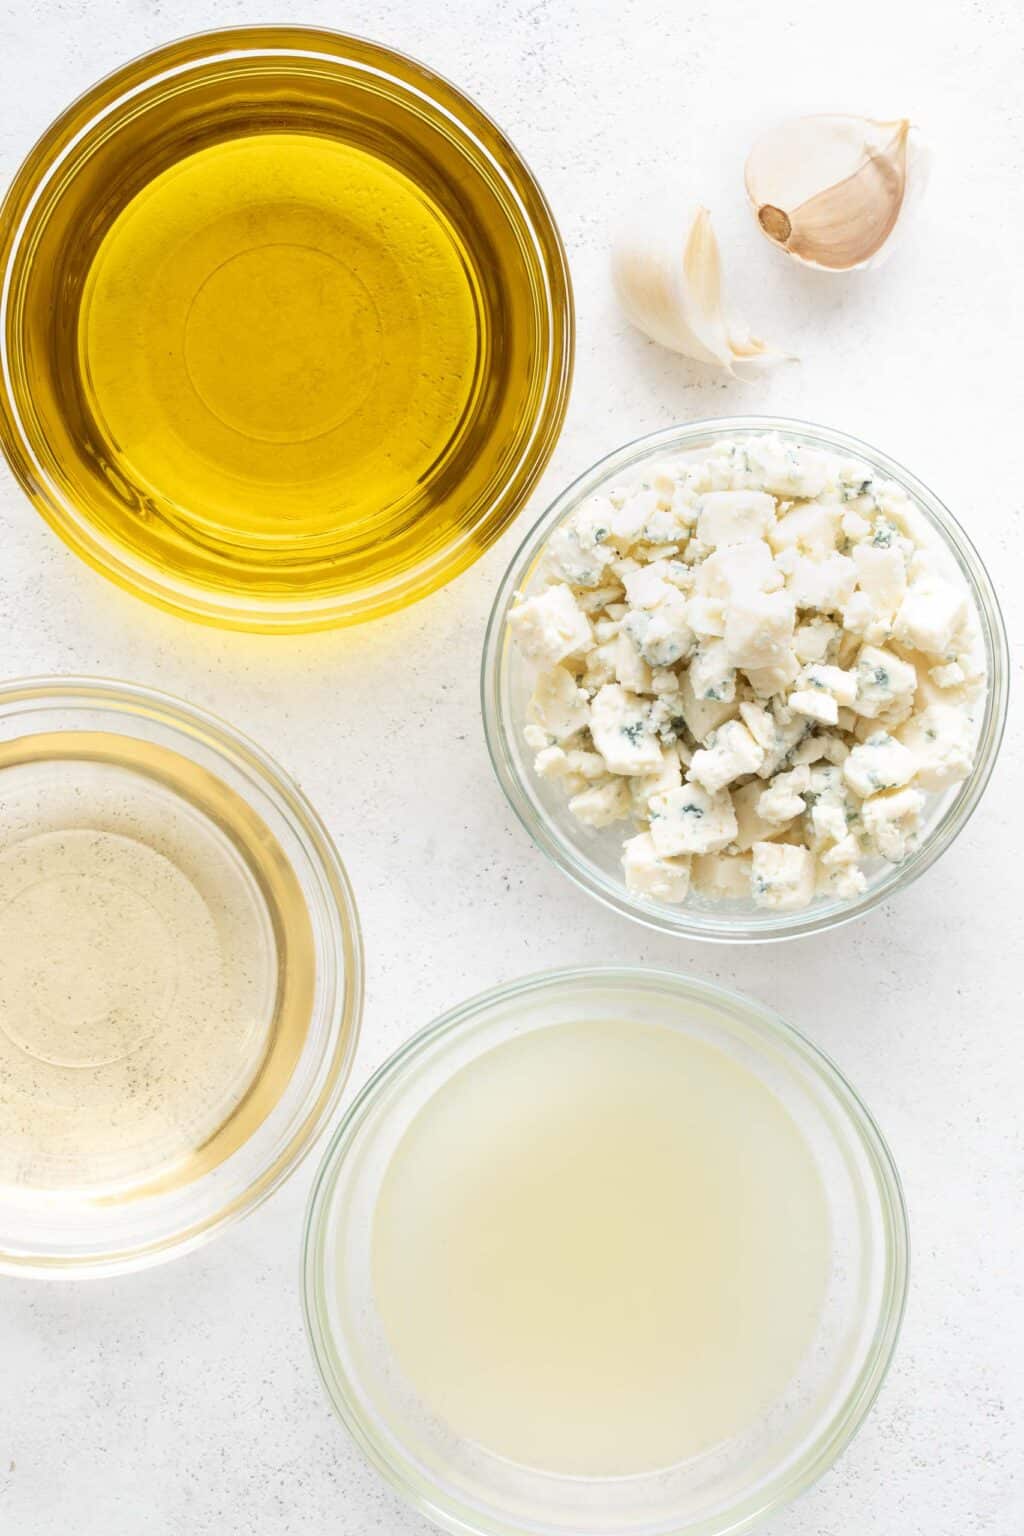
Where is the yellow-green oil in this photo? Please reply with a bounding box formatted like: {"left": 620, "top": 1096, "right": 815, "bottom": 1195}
{"left": 1, "top": 37, "right": 572, "bottom": 627}
{"left": 79, "top": 134, "right": 483, "bottom": 565}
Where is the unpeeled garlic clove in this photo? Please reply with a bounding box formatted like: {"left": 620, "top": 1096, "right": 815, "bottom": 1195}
{"left": 745, "top": 114, "right": 929, "bottom": 272}
{"left": 612, "top": 205, "right": 791, "bottom": 373}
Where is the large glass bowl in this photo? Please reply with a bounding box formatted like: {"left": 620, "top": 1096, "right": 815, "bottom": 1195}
{"left": 482, "top": 418, "right": 1009, "bottom": 942}
{"left": 0, "top": 677, "right": 362, "bottom": 1277}
{"left": 0, "top": 29, "right": 573, "bottom": 631}
{"left": 303, "top": 967, "right": 909, "bottom": 1536}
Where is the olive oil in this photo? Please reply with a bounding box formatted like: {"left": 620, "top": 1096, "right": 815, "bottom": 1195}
{"left": 79, "top": 133, "right": 483, "bottom": 564}
{"left": 371, "top": 1017, "right": 831, "bottom": 1477}
{"left": 0, "top": 733, "right": 313, "bottom": 1197}
{"left": 0, "top": 32, "right": 572, "bottom": 628}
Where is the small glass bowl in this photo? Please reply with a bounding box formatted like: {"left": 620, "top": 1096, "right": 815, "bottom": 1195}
{"left": 482, "top": 417, "right": 1009, "bottom": 942}
{"left": 0, "top": 677, "right": 362, "bottom": 1277}
{"left": 303, "top": 967, "right": 909, "bottom": 1536}
{"left": 0, "top": 28, "right": 573, "bottom": 632}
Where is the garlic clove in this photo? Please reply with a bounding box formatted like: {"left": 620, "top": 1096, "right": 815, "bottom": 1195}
{"left": 612, "top": 205, "right": 791, "bottom": 373}
{"left": 745, "top": 115, "right": 928, "bottom": 272}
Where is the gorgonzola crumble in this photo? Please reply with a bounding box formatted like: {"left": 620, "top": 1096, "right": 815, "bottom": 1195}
{"left": 509, "top": 434, "right": 987, "bottom": 912}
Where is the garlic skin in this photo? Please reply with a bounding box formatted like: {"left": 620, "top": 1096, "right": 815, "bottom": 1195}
{"left": 745, "top": 115, "right": 929, "bottom": 272}
{"left": 612, "top": 205, "right": 790, "bottom": 373}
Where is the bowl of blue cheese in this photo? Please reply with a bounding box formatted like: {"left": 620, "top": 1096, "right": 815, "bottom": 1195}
{"left": 482, "top": 418, "right": 1008, "bottom": 941}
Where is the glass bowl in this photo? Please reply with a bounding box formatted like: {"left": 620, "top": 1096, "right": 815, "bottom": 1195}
{"left": 303, "top": 967, "right": 909, "bottom": 1536}
{"left": 0, "top": 28, "right": 573, "bottom": 632}
{"left": 0, "top": 677, "right": 362, "bottom": 1277}
{"left": 482, "top": 418, "right": 1009, "bottom": 942}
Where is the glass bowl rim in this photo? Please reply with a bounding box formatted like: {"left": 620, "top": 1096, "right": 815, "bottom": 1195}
{"left": 0, "top": 672, "right": 364, "bottom": 1277}
{"left": 302, "top": 964, "right": 910, "bottom": 1536}
{"left": 481, "top": 415, "right": 1010, "bottom": 943}
{"left": 0, "top": 25, "right": 575, "bottom": 633}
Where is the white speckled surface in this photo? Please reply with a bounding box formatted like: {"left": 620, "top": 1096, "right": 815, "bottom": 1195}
{"left": 1, "top": 1, "right": 1022, "bottom": 1531}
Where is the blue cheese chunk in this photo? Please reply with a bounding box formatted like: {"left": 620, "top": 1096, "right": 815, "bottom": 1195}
{"left": 569, "top": 779, "right": 633, "bottom": 828}
{"left": 896, "top": 703, "right": 974, "bottom": 790}
{"left": 845, "top": 544, "right": 907, "bottom": 641}
{"left": 893, "top": 578, "right": 969, "bottom": 656}
{"left": 799, "top": 663, "right": 858, "bottom": 707}
{"left": 788, "top": 688, "right": 839, "bottom": 725}
{"left": 509, "top": 585, "right": 593, "bottom": 667}
{"left": 757, "top": 765, "right": 811, "bottom": 823}
{"left": 648, "top": 783, "right": 738, "bottom": 856}
{"left": 621, "top": 833, "right": 692, "bottom": 902}
{"left": 613, "top": 629, "right": 653, "bottom": 693}
{"left": 622, "top": 559, "right": 675, "bottom": 610}
{"left": 688, "top": 640, "right": 737, "bottom": 704}
{"left": 842, "top": 732, "right": 917, "bottom": 797}
{"left": 689, "top": 720, "right": 765, "bottom": 794}
{"left": 633, "top": 593, "right": 695, "bottom": 667}
{"left": 779, "top": 550, "right": 858, "bottom": 614}
{"left": 729, "top": 779, "right": 793, "bottom": 851}
{"left": 861, "top": 786, "right": 926, "bottom": 862}
{"left": 768, "top": 501, "right": 841, "bottom": 560}
{"left": 676, "top": 669, "right": 739, "bottom": 743}
{"left": 742, "top": 435, "right": 830, "bottom": 498}
{"left": 693, "top": 851, "right": 753, "bottom": 899}
{"left": 630, "top": 747, "right": 684, "bottom": 814}
{"left": 696, "top": 490, "right": 775, "bottom": 548}
{"left": 529, "top": 667, "right": 591, "bottom": 742}
{"left": 793, "top": 617, "right": 840, "bottom": 663}
{"left": 723, "top": 590, "right": 797, "bottom": 670}
{"left": 543, "top": 518, "right": 616, "bottom": 588}
{"left": 588, "top": 684, "right": 664, "bottom": 775}
{"left": 851, "top": 645, "right": 918, "bottom": 719}
{"left": 750, "top": 842, "right": 816, "bottom": 910}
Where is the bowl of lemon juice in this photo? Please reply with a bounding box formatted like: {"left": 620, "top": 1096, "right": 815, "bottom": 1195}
{"left": 303, "top": 968, "right": 907, "bottom": 1536}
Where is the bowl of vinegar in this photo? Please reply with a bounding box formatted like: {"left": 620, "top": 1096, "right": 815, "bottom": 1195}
{"left": 0, "top": 678, "right": 362, "bottom": 1275}
{"left": 303, "top": 968, "right": 908, "bottom": 1536}
{"left": 0, "top": 29, "right": 573, "bottom": 631}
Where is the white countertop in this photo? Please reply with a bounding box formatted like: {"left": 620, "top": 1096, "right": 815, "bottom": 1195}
{"left": 1, "top": 0, "right": 1022, "bottom": 1531}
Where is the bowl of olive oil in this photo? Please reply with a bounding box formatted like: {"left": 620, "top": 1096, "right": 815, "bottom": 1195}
{"left": 0, "top": 29, "right": 573, "bottom": 631}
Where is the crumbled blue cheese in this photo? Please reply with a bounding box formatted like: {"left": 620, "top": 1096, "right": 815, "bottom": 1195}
{"left": 588, "top": 684, "right": 664, "bottom": 775}
{"left": 529, "top": 667, "right": 591, "bottom": 742}
{"left": 648, "top": 783, "right": 737, "bottom": 856}
{"left": 510, "top": 432, "right": 987, "bottom": 909}
{"left": 693, "top": 851, "right": 753, "bottom": 899}
{"left": 769, "top": 501, "right": 841, "bottom": 560}
{"left": 851, "top": 646, "right": 918, "bottom": 720}
{"left": 750, "top": 842, "right": 816, "bottom": 910}
{"left": 894, "top": 577, "right": 968, "bottom": 655}
{"left": 897, "top": 703, "right": 974, "bottom": 790}
{"left": 613, "top": 629, "right": 652, "bottom": 693}
{"left": 788, "top": 688, "right": 840, "bottom": 725}
{"left": 569, "top": 779, "right": 632, "bottom": 828}
{"left": 722, "top": 590, "right": 796, "bottom": 670}
{"left": 793, "top": 617, "right": 840, "bottom": 663}
{"left": 689, "top": 720, "right": 764, "bottom": 793}
{"left": 730, "top": 779, "right": 793, "bottom": 851}
{"left": 861, "top": 786, "right": 926, "bottom": 862}
{"left": 688, "top": 641, "right": 736, "bottom": 704}
{"left": 758, "top": 765, "right": 811, "bottom": 824}
{"left": 697, "top": 490, "right": 775, "bottom": 548}
{"left": 509, "top": 585, "right": 593, "bottom": 667}
{"left": 843, "top": 733, "right": 917, "bottom": 797}
{"left": 622, "top": 833, "right": 692, "bottom": 901}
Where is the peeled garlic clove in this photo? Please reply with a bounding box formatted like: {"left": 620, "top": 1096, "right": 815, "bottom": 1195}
{"left": 745, "top": 115, "right": 928, "bottom": 271}
{"left": 612, "top": 205, "right": 790, "bottom": 373}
